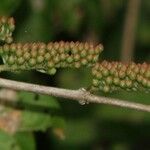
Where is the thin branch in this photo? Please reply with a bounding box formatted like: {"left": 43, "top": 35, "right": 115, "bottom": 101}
{"left": 0, "top": 77, "right": 150, "bottom": 112}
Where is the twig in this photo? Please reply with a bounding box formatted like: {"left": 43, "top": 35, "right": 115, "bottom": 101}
{"left": 0, "top": 77, "right": 150, "bottom": 112}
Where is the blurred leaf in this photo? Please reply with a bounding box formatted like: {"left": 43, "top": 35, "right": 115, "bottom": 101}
{"left": 0, "top": 0, "right": 21, "bottom": 15}
{"left": 64, "top": 119, "right": 96, "bottom": 145}
{"left": 138, "top": 23, "right": 150, "bottom": 45}
{"left": 47, "top": 0, "right": 82, "bottom": 32}
{"left": 94, "top": 91, "right": 150, "bottom": 122}
{"left": 0, "top": 109, "right": 21, "bottom": 134}
{"left": 58, "top": 68, "right": 92, "bottom": 89}
{"left": 51, "top": 117, "right": 66, "bottom": 140}
{"left": 51, "top": 116, "right": 66, "bottom": 129}
{"left": 0, "top": 130, "right": 21, "bottom": 150}
{"left": 15, "top": 13, "right": 52, "bottom": 42}
{"left": 19, "top": 110, "right": 51, "bottom": 132}
{"left": 18, "top": 91, "right": 60, "bottom": 109}
{"left": 112, "top": 143, "right": 130, "bottom": 150}
{"left": 15, "top": 132, "right": 36, "bottom": 150}
{"left": 18, "top": 92, "right": 61, "bottom": 131}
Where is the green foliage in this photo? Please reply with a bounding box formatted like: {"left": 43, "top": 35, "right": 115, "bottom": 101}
{"left": 18, "top": 91, "right": 60, "bottom": 109}
{"left": 64, "top": 119, "right": 96, "bottom": 145}
{"left": 0, "top": 130, "right": 36, "bottom": 150}
{"left": 0, "top": 130, "right": 20, "bottom": 150}
{"left": 14, "top": 133, "right": 36, "bottom": 150}
{"left": 17, "top": 91, "right": 62, "bottom": 131}
{"left": 0, "top": 0, "right": 21, "bottom": 15}
{"left": 20, "top": 111, "right": 51, "bottom": 131}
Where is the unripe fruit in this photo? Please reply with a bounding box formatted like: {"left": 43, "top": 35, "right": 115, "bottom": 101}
{"left": 0, "top": 17, "right": 15, "bottom": 43}
{"left": 0, "top": 47, "right": 3, "bottom": 55}
{"left": 6, "top": 37, "right": 13, "bottom": 43}
{"left": 60, "top": 53, "right": 66, "bottom": 60}
{"left": 10, "top": 43, "right": 16, "bottom": 52}
{"left": 74, "top": 54, "right": 80, "bottom": 61}
{"left": 28, "top": 58, "right": 36, "bottom": 67}
{"left": 91, "top": 61, "right": 150, "bottom": 93}
{"left": 80, "top": 50, "right": 87, "bottom": 58}
{"left": 74, "top": 62, "right": 81, "bottom": 68}
{"left": 125, "top": 80, "right": 132, "bottom": 88}
{"left": 47, "top": 68, "right": 57, "bottom": 75}
{"left": 96, "top": 72, "right": 102, "bottom": 79}
{"left": 106, "top": 76, "right": 113, "bottom": 84}
{"left": 23, "top": 52, "right": 30, "bottom": 60}
{"left": 120, "top": 80, "right": 126, "bottom": 88}
{"left": 45, "top": 53, "right": 51, "bottom": 60}
{"left": 81, "top": 59, "right": 88, "bottom": 65}
{"left": 31, "top": 50, "right": 37, "bottom": 58}
{"left": 38, "top": 48, "right": 45, "bottom": 56}
{"left": 92, "top": 79, "right": 99, "bottom": 87}
{"left": 102, "top": 68, "right": 109, "bottom": 76}
{"left": 87, "top": 55, "right": 93, "bottom": 61}
{"left": 16, "top": 49, "right": 23, "bottom": 57}
{"left": 47, "top": 61, "right": 55, "bottom": 68}
{"left": 1, "top": 40, "right": 104, "bottom": 77}
{"left": 3, "top": 44, "right": 10, "bottom": 53}
{"left": 103, "top": 85, "right": 110, "bottom": 93}
{"left": 67, "top": 57, "right": 73, "bottom": 63}
{"left": 37, "top": 56, "right": 44, "bottom": 63}
{"left": 39, "top": 43, "right": 46, "bottom": 50}
{"left": 17, "top": 57, "right": 25, "bottom": 65}
{"left": 113, "top": 77, "right": 120, "bottom": 85}
{"left": 7, "top": 56, "right": 15, "bottom": 65}
{"left": 53, "top": 42, "right": 59, "bottom": 50}
{"left": 53, "top": 56, "right": 60, "bottom": 64}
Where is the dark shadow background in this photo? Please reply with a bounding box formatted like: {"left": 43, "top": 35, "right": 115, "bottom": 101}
{"left": 0, "top": 0, "right": 150, "bottom": 150}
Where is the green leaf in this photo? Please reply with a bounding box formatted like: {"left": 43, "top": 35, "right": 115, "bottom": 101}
{"left": 14, "top": 132, "right": 36, "bottom": 150}
{"left": 18, "top": 91, "right": 60, "bottom": 109}
{"left": 17, "top": 92, "right": 62, "bottom": 132}
{"left": 62, "top": 119, "right": 96, "bottom": 145}
{"left": 15, "top": 13, "right": 52, "bottom": 42}
{"left": 0, "top": 130, "right": 21, "bottom": 150}
{"left": 0, "top": 0, "right": 21, "bottom": 15}
{"left": 19, "top": 110, "right": 51, "bottom": 132}
{"left": 58, "top": 68, "right": 92, "bottom": 89}
{"left": 51, "top": 116, "right": 66, "bottom": 129}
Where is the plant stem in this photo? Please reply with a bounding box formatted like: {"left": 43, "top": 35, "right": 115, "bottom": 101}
{"left": 0, "top": 77, "right": 150, "bottom": 112}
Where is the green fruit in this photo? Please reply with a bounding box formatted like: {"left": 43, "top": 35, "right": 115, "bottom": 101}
{"left": 45, "top": 53, "right": 51, "bottom": 60}
{"left": 67, "top": 57, "right": 73, "bottom": 63}
{"left": 103, "top": 85, "right": 110, "bottom": 93}
{"left": 37, "top": 56, "right": 44, "bottom": 63}
{"left": 16, "top": 49, "right": 23, "bottom": 57}
{"left": 47, "top": 61, "right": 55, "bottom": 68}
{"left": 23, "top": 52, "right": 31, "bottom": 60}
{"left": 29, "top": 58, "right": 36, "bottom": 67}
{"left": 47, "top": 68, "right": 57, "bottom": 75}
{"left": 7, "top": 56, "right": 15, "bottom": 65}
{"left": 81, "top": 59, "right": 88, "bottom": 65}
{"left": 92, "top": 79, "right": 99, "bottom": 87}
{"left": 17, "top": 57, "right": 25, "bottom": 65}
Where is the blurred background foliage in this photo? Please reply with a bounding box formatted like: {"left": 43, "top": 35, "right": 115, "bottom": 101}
{"left": 0, "top": 0, "right": 150, "bottom": 149}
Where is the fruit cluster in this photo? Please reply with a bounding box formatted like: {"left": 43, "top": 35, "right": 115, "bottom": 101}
{"left": 0, "top": 16, "right": 149, "bottom": 93}
{"left": 0, "top": 16, "right": 15, "bottom": 43}
{"left": 91, "top": 61, "right": 150, "bottom": 92}
{"left": 0, "top": 42, "right": 103, "bottom": 75}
